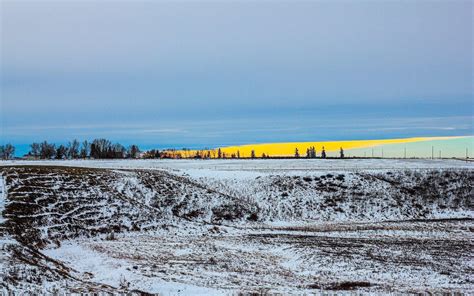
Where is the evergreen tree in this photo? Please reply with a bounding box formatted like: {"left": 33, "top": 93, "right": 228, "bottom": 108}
{"left": 128, "top": 145, "right": 140, "bottom": 158}
{"left": 321, "top": 146, "right": 326, "bottom": 159}
{"left": 340, "top": 147, "right": 344, "bottom": 158}
{"left": 250, "top": 150, "right": 256, "bottom": 159}
{"left": 306, "top": 147, "right": 316, "bottom": 158}
{"left": 294, "top": 148, "right": 300, "bottom": 158}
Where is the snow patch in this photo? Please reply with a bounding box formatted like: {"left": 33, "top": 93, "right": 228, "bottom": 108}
{"left": 0, "top": 175, "right": 6, "bottom": 224}
{"left": 44, "top": 241, "right": 225, "bottom": 295}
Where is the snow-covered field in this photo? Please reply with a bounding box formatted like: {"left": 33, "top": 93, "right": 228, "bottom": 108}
{"left": 2, "top": 158, "right": 473, "bottom": 171}
{"left": 0, "top": 159, "right": 473, "bottom": 294}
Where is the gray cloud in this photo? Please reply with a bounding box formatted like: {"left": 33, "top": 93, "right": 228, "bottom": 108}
{"left": 1, "top": 0, "right": 473, "bottom": 147}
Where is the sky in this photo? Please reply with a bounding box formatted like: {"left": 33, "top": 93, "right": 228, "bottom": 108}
{"left": 1, "top": 0, "right": 473, "bottom": 154}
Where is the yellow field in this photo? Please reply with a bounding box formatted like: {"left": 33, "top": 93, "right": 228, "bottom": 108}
{"left": 175, "top": 136, "right": 465, "bottom": 158}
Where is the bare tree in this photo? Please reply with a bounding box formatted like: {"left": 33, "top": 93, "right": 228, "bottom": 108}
{"left": 30, "top": 143, "right": 40, "bottom": 158}
{"left": 56, "top": 145, "right": 68, "bottom": 159}
{"left": 40, "top": 141, "right": 56, "bottom": 159}
{"left": 67, "top": 139, "right": 80, "bottom": 159}
{"left": 80, "top": 141, "right": 90, "bottom": 158}
{"left": 0, "top": 144, "right": 15, "bottom": 160}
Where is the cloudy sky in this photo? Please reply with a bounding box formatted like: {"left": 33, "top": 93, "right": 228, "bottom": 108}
{"left": 1, "top": 0, "right": 472, "bottom": 151}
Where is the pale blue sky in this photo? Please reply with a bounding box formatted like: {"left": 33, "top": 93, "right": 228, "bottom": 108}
{"left": 1, "top": 0, "right": 473, "bottom": 153}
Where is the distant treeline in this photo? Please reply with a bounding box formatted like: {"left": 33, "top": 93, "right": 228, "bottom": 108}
{"left": 0, "top": 140, "right": 348, "bottom": 160}
{"left": 23, "top": 139, "right": 141, "bottom": 159}
{"left": 144, "top": 146, "right": 342, "bottom": 159}
{"left": 1, "top": 140, "right": 470, "bottom": 160}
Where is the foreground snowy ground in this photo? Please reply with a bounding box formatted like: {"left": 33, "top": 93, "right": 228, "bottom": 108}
{"left": 0, "top": 159, "right": 473, "bottom": 294}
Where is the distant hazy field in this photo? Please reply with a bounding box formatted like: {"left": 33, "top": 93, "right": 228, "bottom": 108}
{"left": 182, "top": 136, "right": 473, "bottom": 158}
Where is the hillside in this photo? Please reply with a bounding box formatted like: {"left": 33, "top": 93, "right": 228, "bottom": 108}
{"left": 0, "top": 160, "right": 473, "bottom": 294}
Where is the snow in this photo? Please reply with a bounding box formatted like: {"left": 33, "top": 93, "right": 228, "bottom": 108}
{"left": 1, "top": 158, "right": 473, "bottom": 172}
{"left": 43, "top": 240, "right": 224, "bottom": 295}
{"left": 0, "top": 175, "right": 6, "bottom": 224}
{"left": 41, "top": 222, "right": 473, "bottom": 294}
{"left": 1, "top": 159, "right": 472, "bottom": 294}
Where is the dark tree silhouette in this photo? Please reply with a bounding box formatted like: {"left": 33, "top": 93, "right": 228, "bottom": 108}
{"left": 90, "top": 143, "right": 97, "bottom": 159}
{"left": 55, "top": 145, "right": 68, "bottom": 159}
{"left": 128, "top": 145, "right": 141, "bottom": 159}
{"left": 67, "top": 139, "right": 80, "bottom": 159}
{"left": 321, "top": 146, "right": 327, "bottom": 159}
{"left": 143, "top": 149, "right": 161, "bottom": 159}
{"left": 294, "top": 148, "right": 300, "bottom": 158}
{"left": 340, "top": 147, "right": 344, "bottom": 158}
{"left": 40, "top": 141, "right": 56, "bottom": 159}
{"left": 87, "top": 139, "right": 127, "bottom": 159}
{"left": 250, "top": 150, "right": 256, "bottom": 159}
{"left": 30, "top": 143, "right": 40, "bottom": 158}
{"left": 80, "top": 141, "right": 90, "bottom": 158}
{"left": 0, "top": 144, "right": 15, "bottom": 160}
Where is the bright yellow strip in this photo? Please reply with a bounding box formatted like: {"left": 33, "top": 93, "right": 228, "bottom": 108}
{"left": 178, "top": 136, "right": 464, "bottom": 158}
